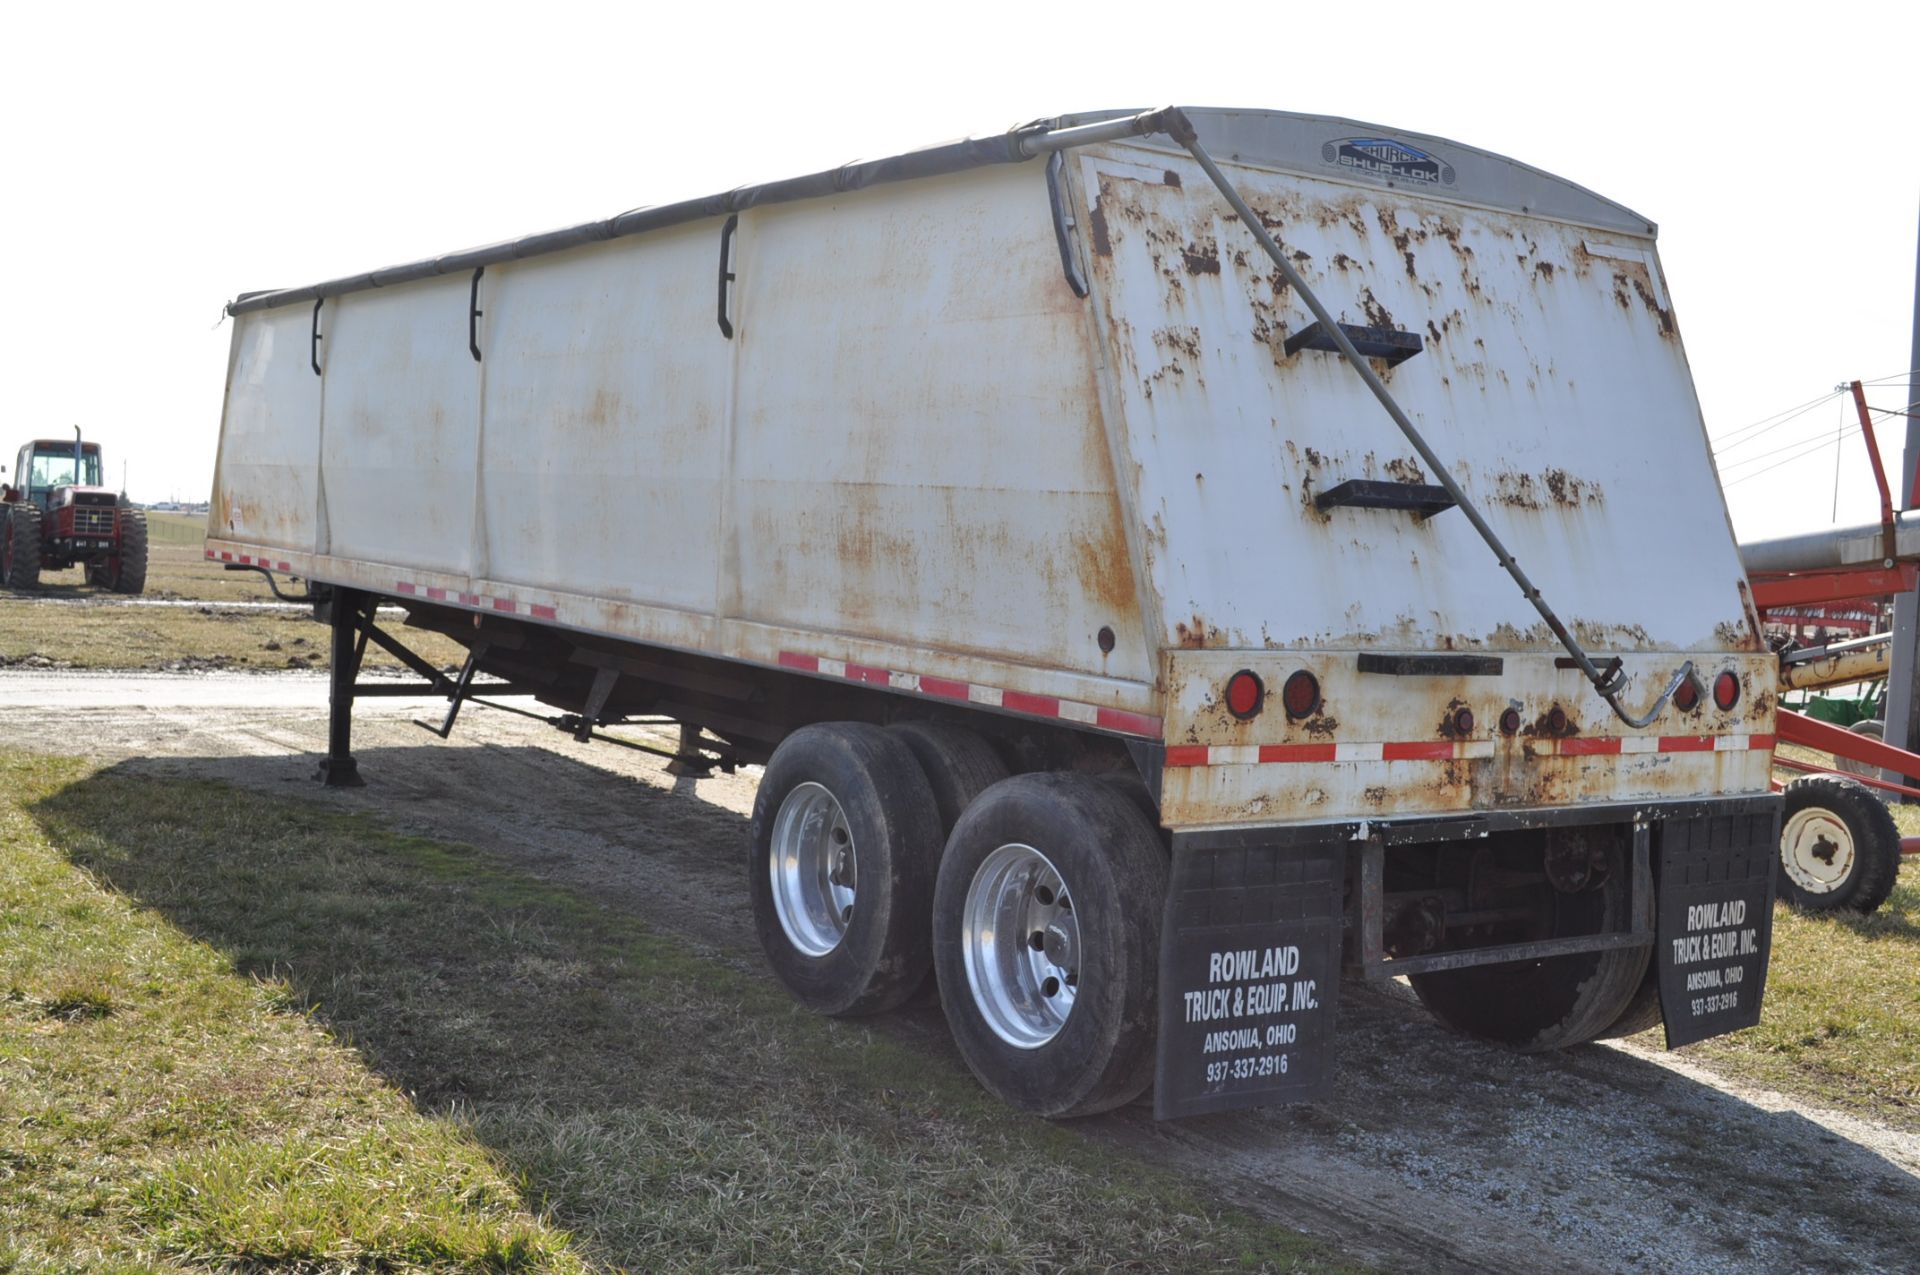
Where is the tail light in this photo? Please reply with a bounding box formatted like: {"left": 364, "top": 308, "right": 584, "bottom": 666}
{"left": 1225, "top": 670, "right": 1264, "bottom": 720}
{"left": 1713, "top": 671, "right": 1740, "bottom": 711}
{"left": 1672, "top": 676, "right": 1700, "bottom": 712}
{"left": 1450, "top": 706, "right": 1475, "bottom": 736}
{"left": 1499, "top": 707, "right": 1521, "bottom": 735}
{"left": 1282, "top": 671, "right": 1320, "bottom": 719}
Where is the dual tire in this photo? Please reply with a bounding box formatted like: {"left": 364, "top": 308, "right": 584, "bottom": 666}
{"left": 748, "top": 721, "right": 1166, "bottom": 1116}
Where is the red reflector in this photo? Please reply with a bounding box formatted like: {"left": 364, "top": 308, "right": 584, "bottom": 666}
{"left": 1499, "top": 707, "right": 1521, "bottom": 735}
{"left": 1672, "top": 677, "right": 1699, "bottom": 712}
{"left": 1451, "top": 706, "right": 1475, "bottom": 736}
{"left": 1713, "top": 671, "right": 1740, "bottom": 711}
{"left": 1225, "top": 670, "right": 1264, "bottom": 720}
{"left": 1282, "top": 671, "right": 1320, "bottom": 719}
{"left": 1547, "top": 706, "right": 1568, "bottom": 735}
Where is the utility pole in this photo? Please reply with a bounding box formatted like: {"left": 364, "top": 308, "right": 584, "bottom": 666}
{"left": 1878, "top": 206, "right": 1920, "bottom": 790}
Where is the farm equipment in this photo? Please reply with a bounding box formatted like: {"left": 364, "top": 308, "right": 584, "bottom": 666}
{"left": 211, "top": 106, "right": 1782, "bottom": 1119}
{"left": 1738, "top": 382, "right": 1920, "bottom": 914}
{"left": 1, "top": 431, "right": 147, "bottom": 593}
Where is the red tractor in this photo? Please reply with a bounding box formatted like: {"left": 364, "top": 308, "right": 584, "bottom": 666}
{"left": 1, "top": 433, "right": 147, "bottom": 593}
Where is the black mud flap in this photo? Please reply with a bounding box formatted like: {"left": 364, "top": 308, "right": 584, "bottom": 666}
{"left": 1655, "top": 805, "right": 1782, "bottom": 1049}
{"left": 1154, "top": 837, "right": 1344, "bottom": 1119}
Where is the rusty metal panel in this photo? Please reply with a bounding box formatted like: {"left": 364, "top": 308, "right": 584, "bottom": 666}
{"left": 476, "top": 226, "right": 729, "bottom": 613}
{"left": 1158, "top": 650, "right": 1778, "bottom": 828}
{"left": 1074, "top": 147, "right": 1754, "bottom": 659}
{"left": 727, "top": 164, "right": 1151, "bottom": 684}
{"left": 317, "top": 277, "right": 481, "bottom": 573}
{"left": 212, "top": 305, "right": 323, "bottom": 549}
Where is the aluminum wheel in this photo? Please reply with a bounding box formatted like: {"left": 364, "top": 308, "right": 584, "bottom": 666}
{"left": 769, "top": 781, "right": 857, "bottom": 957}
{"left": 962, "top": 842, "right": 1081, "bottom": 1049}
{"left": 1781, "top": 805, "right": 1855, "bottom": 896}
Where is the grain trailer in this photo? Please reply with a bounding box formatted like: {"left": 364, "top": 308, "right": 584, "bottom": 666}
{"left": 210, "top": 107, "right": 1780, "bottom": 1118}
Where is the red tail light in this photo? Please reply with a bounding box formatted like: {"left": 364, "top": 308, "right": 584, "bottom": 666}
{"left": 1282, "top": 671, "right": 1320, "bottom": 719}
{"left": 1672, "top": 676, "right": 1699, "bottom": 712}
{"left": 1499, "top": 707, "right": 1521, "bottom": 735}
{"left": 1713, "top": 671, "right": 1740, "bottom": 711}
{"left": 1225, "top": 670, "right": 1264, "bottom": 720}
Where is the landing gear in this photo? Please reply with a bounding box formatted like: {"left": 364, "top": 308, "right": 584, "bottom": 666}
{"left": 319, "top": 587, "right": 367, "bottom": 788}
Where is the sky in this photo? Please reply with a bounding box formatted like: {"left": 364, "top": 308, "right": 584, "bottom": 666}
{"left": 1, "top": 2, "right": 1914, "bottom": 543}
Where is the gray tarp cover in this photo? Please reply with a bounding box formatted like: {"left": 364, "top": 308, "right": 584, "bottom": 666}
{"left": 226, "top": 130, "right": 1036, "bottom": 315}
{"left": 226, "top": 107, "right": 1649, "bottom": 316}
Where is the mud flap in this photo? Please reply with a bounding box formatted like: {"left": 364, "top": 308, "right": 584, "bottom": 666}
{"left": 1155, "top": 837, "right": 1343, "bottom": 1119}
{"left": 1655, "top": 806, "right": 1782, "bottom": 1048}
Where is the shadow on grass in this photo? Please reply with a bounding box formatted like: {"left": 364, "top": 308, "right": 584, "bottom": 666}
{"left": 27, "top": 750, "right": 1342, "bottom": 1274}
{"left": 27, "top": 748, "right": 1920, "bottom": 1274}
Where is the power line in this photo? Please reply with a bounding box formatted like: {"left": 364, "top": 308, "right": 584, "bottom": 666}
{"left": 1722, "top": 429, "right": 1848, "bottom": 487}
{"left": 1709, "top": 388, "right": 1845, "bottom": 452}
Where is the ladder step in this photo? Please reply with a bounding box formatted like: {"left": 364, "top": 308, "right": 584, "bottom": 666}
{"left": 1314, "top": 478, "right": 1456, "bottom": 518}
{"left": 1284, "top": 320, "right": 1424, "bottom": 366}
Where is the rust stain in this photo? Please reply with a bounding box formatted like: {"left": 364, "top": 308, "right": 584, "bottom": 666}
{"left": 1069, "top": 527, "right": 1139, "bottom": 616}
{"left": 1631, "top": 277, "right": 1677, "bottom": 336}
{"left": 1304, "top": 714, "right": 1340, "bottom": 739}
{"left": 1162, "top": 169, "right": 1182, "bottom": 188}
{"left": 1490, "top": 471, "right": 1543, "bottom": 510}
{"left": 1181, "top": 245, "right": 1221, "bottom": 275}
{"left": 1535, "top": 260, "right": 1556, "bottom": 281}
{"left": 1331, "top": 252, "right": 1356, "bottom": 271}
{"left": 1088, "top": 201, "right": 1112, "bottom": 257}
{"left": 1152, "top": 325, "right": 1203, "bottom": 361}
{"left": 1541, "top": 467, "right": 1603, "bottom": 507}
{"left": 1174, "top": 614, "right": 1219, "bottom": 648}
{"left": 1383, "top": 456, "right": 1427, "bottom": 484}
{"left": 1357, "top": 288, "right": 1395, "bottom": 330}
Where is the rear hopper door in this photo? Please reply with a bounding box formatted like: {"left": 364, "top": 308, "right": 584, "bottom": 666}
{"left": 1073, "top": 147, "right": 1753, "bottom": 657}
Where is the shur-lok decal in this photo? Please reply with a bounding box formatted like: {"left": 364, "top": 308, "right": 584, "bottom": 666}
{"left": 1323, "top": 136, "right": 1456, "bottom": 187}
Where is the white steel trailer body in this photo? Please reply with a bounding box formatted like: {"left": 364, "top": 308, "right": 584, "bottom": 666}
{"left": 211, "top": 107, "right": 1780, "bottom": 1119}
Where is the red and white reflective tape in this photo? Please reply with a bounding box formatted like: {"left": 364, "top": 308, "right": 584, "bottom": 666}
{"left": 205, "top": 548, "right": 293, "bottom": 573}
{"left": 1164, "top": 734, "right": 1777, "bottom": 769}
{"left": 778, "top": 651, "right": 1162, "bottom": 739}
{"left": 390, "top": 578, "right": 558, "bottom": 620}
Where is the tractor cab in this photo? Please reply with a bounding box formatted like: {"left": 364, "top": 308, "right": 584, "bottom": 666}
{"left": 10, "top": 440, "right": 106, "bottom": 510}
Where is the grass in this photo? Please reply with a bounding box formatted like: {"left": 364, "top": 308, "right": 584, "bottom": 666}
{"left": 0, "top": 512, "right": 467, "bottom": 674}
{"left": 0, "top": 749, "right": 1352, "bottom": 1274}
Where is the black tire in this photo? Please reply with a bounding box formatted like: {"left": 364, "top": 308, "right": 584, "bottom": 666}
{"left": 1596, "top": 963, "right": 1664, "bottom": 1040}
{"left": 1096, "top": 769, "right": 1162, "bottom": 830}
{"left": 2, "top": 503, "right": 42, "bottom": 590}
{"left": 749, "top": 723, "right": 944, "bottom": 1017}
{"left": 933, "top": 773, "right": 1167, "bottom": 1117}
{"left": 110, "top": 506, "right": 148, "bottom": 594}
{"left": 1777, "top": 775, "right": 1900, "bottom": 914}
{"left": 887, "top": 721, "right": 1009, "bottom": 834}
{"left": 1410, "top": 833, "right": 1650, "bottom": 1052}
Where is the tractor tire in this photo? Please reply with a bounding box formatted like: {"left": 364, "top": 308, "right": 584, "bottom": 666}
{"left": 1776, "top": 775, "right": 1900, "bottom": 915}
{"left": 749, "top": 723, "right": 945, "bottom": 1017}
{"left": 110, "top": 506, "right": 148, "bottom": 594}
{"left": 2, "top": 503, "right": 43, "bottom": 590}
{"left": 933, "top": 773, "right": 1167, "bottom": 1118}
{"left": 1410, "top": 832, "right": 1650, "bottom": 1052}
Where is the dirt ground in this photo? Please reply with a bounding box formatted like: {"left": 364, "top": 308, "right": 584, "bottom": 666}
{"left": 3, "top": 668, "right": 1917, "bottom": 1274}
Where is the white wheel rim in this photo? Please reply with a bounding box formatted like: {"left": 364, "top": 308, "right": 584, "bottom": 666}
{"left": 769, "top": 782, "right": 856, "bottom": 957}
{"left": 962, "top": 843, "right": 1081, "bottom": 1049}
{"left": 1782, "top": 806, "right": 1855, "bottom": 895}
